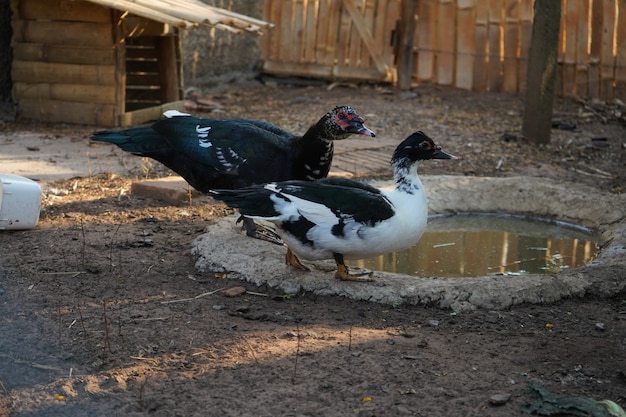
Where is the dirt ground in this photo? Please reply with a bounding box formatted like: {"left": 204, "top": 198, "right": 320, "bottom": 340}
{"left": 0, "top": 83, "right": 625, "bottom": 417}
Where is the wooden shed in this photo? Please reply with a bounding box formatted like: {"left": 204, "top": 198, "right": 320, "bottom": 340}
{"left": 10, "top": 0, "right": 271, "bottom": 127}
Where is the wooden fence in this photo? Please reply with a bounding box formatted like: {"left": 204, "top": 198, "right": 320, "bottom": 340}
{"left": 261, "top": 0, "right": 626, "bottom": 101}
{"left": 261, "top": 0, "right": 400, "bottom": 83}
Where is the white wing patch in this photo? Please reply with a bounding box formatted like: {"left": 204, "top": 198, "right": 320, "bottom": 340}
{"left": 267, "top": 185, "right": 341, "bottom": 226}
{"left": 196, "top": 125, "right": 212, "bottom": 148}
{"left": 163, "top": 110, "right": 191, "bottom": 118}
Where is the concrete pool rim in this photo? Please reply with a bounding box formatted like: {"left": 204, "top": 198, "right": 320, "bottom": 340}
{"left": 192, "top": 175, "right": 626, "bottom": 311}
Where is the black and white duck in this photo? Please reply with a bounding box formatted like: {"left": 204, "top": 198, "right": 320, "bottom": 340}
{"left": 209, "top": 131, "right": 455, "bottom": 281}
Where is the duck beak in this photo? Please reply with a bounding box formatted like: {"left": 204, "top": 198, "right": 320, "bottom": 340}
{"left": 433, "top": 149, "right": 457, "bottom": 159}
{"left": 354, "top": 124, "right": 376, "bottom": 137}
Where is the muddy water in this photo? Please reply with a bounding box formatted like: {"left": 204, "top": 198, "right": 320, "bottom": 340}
{"left": 353, "top": 214, "right": 599, "bottom": 277}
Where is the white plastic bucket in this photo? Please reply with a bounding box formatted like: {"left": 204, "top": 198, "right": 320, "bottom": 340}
{"left": 0, "top": 174, "right": 42, "bottom": 230}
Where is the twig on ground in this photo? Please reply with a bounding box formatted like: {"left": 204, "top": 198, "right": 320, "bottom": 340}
{"left": 77, "top": 304, "right": 88, "bottom": 338}
{"left": 109, "top": 223, "right": 122, "bottom": 273}
{"left": 570, "top": 167, "right": 615, "bottom": 179}
{"left": 160, "top": 287, "right": 229, "bottom": 304}
{"left": 80, "top": 217, "right": 86, "bottom": 269}
{"left": 41, "top": 271, "right": 84, "bottom": 277}
{"left": 0, "top": 352, "right": 65, "bottom": 373}
{"left": 292, "top": 321, "right": 300, "bottom": 385}
{"left": 242, "top": 337, "right": 259, "bottom": 364}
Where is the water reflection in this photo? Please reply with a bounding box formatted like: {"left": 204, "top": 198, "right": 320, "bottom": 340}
{"left": 353, "top": 214, "right": 599, "bottom": 277}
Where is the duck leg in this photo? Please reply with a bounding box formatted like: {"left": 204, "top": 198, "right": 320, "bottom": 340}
{"left": 333, "top": 253, "right": 375, "bottom": 282}
{"left": 285, "top": 248, "right": 309, "bottom": 271}
{"left": 236, "top": 215, "right": 283, "bottom": 245}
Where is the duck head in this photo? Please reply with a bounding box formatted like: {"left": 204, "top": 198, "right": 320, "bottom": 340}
{"left": 325, "top": 105, "right": 376, "bottom": 139}
{"left": 392, "top": 131, "right": 455, "bottom": 168}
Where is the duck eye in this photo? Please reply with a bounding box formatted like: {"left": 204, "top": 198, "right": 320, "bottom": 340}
{"left": 337, "top": 110, "right": 352, "bottom": 120}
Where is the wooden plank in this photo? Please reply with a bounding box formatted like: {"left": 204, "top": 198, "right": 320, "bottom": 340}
{"left": 359, "top": 0, "right": 376, "bottom": 68}
{"left": 259, "top": 0, "right": 273, "bottom": 60}
{"left": 383, "top": 0, "right": 401, "bottom": 82}
{"left": 518, "top": 0, "right": 533, "bottom": 92}
{"left": 113, "top": 10, "right": 126, "bottom": 121}
{"left": 588, "top": 0, "right": 604, "bottom": 99}
{"left": 14, "top": 82, "right": 117, "bottom": 105}
{"left": 502, "top": 0, "right": 520, "bottom": 92}
{"left": 303, "top": 0, "right": 318, "bottom": 63}
{"left": 18, "top": 0, "right": 110, "bottom": 23}
{"left": 553, "top": 1, "right": 565, "bottom": 97}
{"left": 562, "top": 0, "right": 579, "bottom": 97}
{"left": 156, "top": 35, "right": 181, "bottom": 103}
{"left": 600, "top": 0, "right": 616, "bottom": 100}
{"left": 373, "top": 0, "right": 390, "bottom": 71}
{"left": 262, "top": 60, "right": 389, "bottom": 82}
{"left": 615, "top": 0, "right": 626, "bottom": 100}
{"left": 11, "top": 42, "right": 116, "bottom": 65}
{"left": 279, "top": 0, "right": 294, "bottom": 62}
{"left": 348, "top": 0, "right": 364, "bottom": 67}
{"left": 487, "top": 0, "right": 503, "bottom": 91}
{"left": 293, "top": 0, "right": 305, "bottom": 62}
{"left": 268, "top": 0, "right": 283, "bottom": 61}
{"left": 12, "top": 19, "right": 113, "bottom": 47}
{"left": 574, "top": 0, "right": 590, "bottom": 98}
{"left": 17, "top": 98, "right": 116, "bottom": 126}
{"left": 314, "top": 0, "right": 333, "bottom": 65}
{"left": 416, "top": 0, "right": 436, "bottom": 82}
{"left": 337, "top": 0, "right": 353, "bottom": 66}
{"left": 342, "top": 0, "right": 392, "bottom": 78}
{"left": 455, "top": 0, "right": 475, "bottom": 90}
{"left": 472, "top": 1, "right": 489, "bottom": 90}
{"left": 397, "top": 0, "right": 418, "bottom": 89}
{"left": 436, "top": 0, "right": 455, "bottom": 85}
{"left": 12, "top": 61, "right": 116, "bottom": 85}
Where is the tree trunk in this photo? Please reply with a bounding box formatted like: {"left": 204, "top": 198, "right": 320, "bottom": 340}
{"left": 522, "top": 0, "right": 562, "bottom": 145}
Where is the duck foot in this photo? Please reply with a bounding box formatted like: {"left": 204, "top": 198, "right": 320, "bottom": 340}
{"left": 285, "top": 248, "right": 309, "bottom": 271}
{"left": 237, "top": 215, "right": 283, "bottom": 245}
{"left": 334, "top": 264, "right": 375, "bottom": 282}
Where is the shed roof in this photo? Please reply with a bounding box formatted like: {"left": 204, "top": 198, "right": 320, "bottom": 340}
{"left": 84, "top": 0, "right": 273, "bottom": 33}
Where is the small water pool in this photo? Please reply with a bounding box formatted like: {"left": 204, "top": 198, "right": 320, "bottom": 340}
{"left": 353, "top": 213, "right": 599, "bottom": 277}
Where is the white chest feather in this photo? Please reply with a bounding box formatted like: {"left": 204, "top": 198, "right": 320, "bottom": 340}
{"left": 279, "top": 180, "right": 429, "bottom": 261}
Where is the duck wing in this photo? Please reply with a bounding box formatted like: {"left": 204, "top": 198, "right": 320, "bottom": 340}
{"left": 152, "top": 116, "right": 293, "bottom": 172}
{"left": 211, "top": 179, "right": 395, "bottom": 226}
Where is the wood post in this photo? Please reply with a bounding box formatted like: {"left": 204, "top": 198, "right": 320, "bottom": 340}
{"left": 157, "top": 35, "right": 180, "bottom": 104}
{"left": 522, "top": 0, "right": 561, "bottom": 146}
{"left": 397, "top": 0, "right": 418, "bottom": 89}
